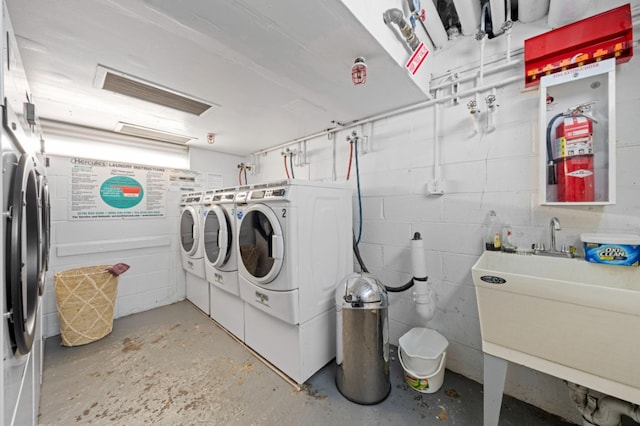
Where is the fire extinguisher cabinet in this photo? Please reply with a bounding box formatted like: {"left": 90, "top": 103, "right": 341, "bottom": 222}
{"left": 538, "top": 58, "right": 617, "bottom": 205}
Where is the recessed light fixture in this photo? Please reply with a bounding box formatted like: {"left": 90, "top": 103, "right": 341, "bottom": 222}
{"left": 95, "top": 65, "right": 217, "bottom": 116}
{"left": 115, "top": 122, "right": 195, "bottom": 145}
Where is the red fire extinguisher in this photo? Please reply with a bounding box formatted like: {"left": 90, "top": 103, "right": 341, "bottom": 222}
{"left": 547, "top": 106, "right": 595, "bottom": 202}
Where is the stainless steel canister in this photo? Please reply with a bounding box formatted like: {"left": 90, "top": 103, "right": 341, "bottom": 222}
{"left": 335, "top": 272, "right": 390, "bottom": 404}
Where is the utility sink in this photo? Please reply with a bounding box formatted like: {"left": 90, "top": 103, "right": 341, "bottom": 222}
{"left": 471, "top": 251, "right": 640, "bottom": 424}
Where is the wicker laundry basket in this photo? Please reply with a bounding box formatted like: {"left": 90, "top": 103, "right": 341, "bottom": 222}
{"left": 54, "top": 265, "right": 119, "bottom": 346}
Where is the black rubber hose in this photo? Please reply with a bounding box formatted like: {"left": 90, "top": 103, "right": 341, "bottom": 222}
{"left": 385, "top": 277, "right": 416, "bottom": 293}
{"left": 352, "top": 230, "right": 369, "bottom": 273}
{"left": 352, "top": 229, "right": 420, "bottom": 292}
{"left": 546, "top": 113, "right": 564, "bottom": 185}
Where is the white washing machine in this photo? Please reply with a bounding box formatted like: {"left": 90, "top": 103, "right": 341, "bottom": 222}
{"left": 236, "top": 179, "right": 353, "bottom": 384}
{"left": 203, "top": 187, "right": 244, "bottom": 340}
{"left": 179, "top": 191, "right": 208, "bottom": 314}
{"left": 2, "top": 12, "right": 46, "bottom": 423}
{"left": 2, "top": 111, "right": 45, "bottom": 425}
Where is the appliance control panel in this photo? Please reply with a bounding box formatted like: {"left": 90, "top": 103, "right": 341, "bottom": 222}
{"left": 249, "top": 188, "right": 286, "bottom": 200}
{"left": 213, "top": 193, "right": 235, "bottom": 203}
{"left": 180, "top": 191, "right": 203, "bottom": 205}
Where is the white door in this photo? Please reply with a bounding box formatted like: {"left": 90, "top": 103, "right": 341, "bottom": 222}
{"left": 5, "top": 153, "right": 40, "bottom": 354}
{"left": 180, "top": 206, "right": 200, "bottom": 256}
{"left": 237, "top": 204, "right": 284, "bottom": 286}
{"left": 203, "top": 205, "right": 232, "bottom": 268}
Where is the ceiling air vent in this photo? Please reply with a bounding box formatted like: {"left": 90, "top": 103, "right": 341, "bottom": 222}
{"left": 95, "top": 65, "right": 213, "bottom": 116}
{"left": 115, "top": 122, "right": 194, "bottom": 145}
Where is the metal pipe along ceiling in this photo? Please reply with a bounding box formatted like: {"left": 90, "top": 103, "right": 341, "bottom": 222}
{"left": 383, "top": 8, "right": 421, "bottom": 51}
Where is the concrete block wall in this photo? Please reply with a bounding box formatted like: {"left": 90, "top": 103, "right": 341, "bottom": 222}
{"left": 44, "top": 149, "right": 244, "bottom": 339}
{"left": 43, "top": 155, "right": 184, "bottom": 339}
{"left": 241, "top": 56, "right": 640, "bottom": 422}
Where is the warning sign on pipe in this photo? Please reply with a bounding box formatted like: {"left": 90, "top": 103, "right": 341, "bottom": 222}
{"left": 405, "top": 42, "right": 429, "bottom": 75}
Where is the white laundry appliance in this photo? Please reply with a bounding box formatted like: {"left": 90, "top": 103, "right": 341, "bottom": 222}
{"left": 179, "top": 191, "right": 209, "bottom": 314}
{"left": 2, "top": 9, "right": 48, "bottom": 424}
{"left": 2, "top": 111, "right": 46, "bottom": 425}
{"left": 236, "top": 180, "right": 353, "bottom": 384}
{"left": 203, "top": 187, "right": 244, "bottom": 340}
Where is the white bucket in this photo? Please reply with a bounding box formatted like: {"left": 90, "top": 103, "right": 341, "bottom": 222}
{"left": 398, "top": 327, "right": 449, "bottom": 376}
{"left": 398, "top": 348, "right": 446, "bottom": 394}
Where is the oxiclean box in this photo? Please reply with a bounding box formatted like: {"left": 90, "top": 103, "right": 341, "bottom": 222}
{"left": 580, "top": 233, "right": 640, "bottom": 267}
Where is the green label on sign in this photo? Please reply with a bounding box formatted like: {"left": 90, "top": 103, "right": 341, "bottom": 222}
{"left": 100, "top": 176, "right": 144, "bottom": 209}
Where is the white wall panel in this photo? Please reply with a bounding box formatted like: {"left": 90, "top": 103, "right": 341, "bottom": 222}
{"left": 360, "top": 221, "right": 412, "bottom": 247}
{"left": 358, "top": 196, "right": 385, "bottom": 220}
{"left": 355, "top": 242, "right": 384, "bottom": 269}
{"left": 383, "top": 194, "right": 443, "bottom": 222}
{"left": 445, "top": 340, "right": 483, "bottom": 383}
{"left": 242, "top": 32, "right": 640, "bottom": 423}
{"left": 382, "top": 245, "right": 412, "bottom": 273}
{"left": 441, "top": 253, "right": 479, "bottom": 287}
{"left": 188, "top": 147, "right": 244, "bottom": 188}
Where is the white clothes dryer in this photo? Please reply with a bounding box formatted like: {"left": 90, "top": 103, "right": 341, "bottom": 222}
{"left": 203, "top": 187, "right": 244, "bottom": 341}
{"left": 235, "top": 179, "right": 353, "bottom": 384}
{"left": 179, "top": 191, "right": 205, "bottom": 278}
{"left": 2, "top": 105, "right": 45, "bottom": 425}
{"left": 2, "top": 19, "right": 45, "bottom": 423}
{"left": 203, "top": 188, "right": 239, "bottom": 294}
{"left": 179, "top": 191, "right": 208, "bottom": 315}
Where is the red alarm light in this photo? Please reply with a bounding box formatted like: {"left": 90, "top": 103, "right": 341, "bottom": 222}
{"left": 351, "top": 57, "right": 366, "bottom": 85}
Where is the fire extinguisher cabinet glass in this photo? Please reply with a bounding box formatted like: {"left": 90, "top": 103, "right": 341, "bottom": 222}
{"left": 538, "top": 58, "right": 616, "bottom": 205}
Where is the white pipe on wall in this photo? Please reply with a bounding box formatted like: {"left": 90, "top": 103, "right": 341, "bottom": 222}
{"left": 434, "top": 95, "right": 442, "bottom": 180}
{"left": 479, "top": 34, "right": 486, "bottom": 87}
{"left": 486, "top": 87, "right": 498, "bottom": 133}
{"left": 430, "top": 59, "right": 522, "bottom": 91}
{"left": 430, "top": 47, "right": 524, "bottom": 84}
{"left": 568, "top": 382, "right": 640, "bottom": 426}
{"left": 252, "top": 75, "right": 521, "bottom": 156}
{"left": 411, "top": 233, "right": 435, "bottom": 323}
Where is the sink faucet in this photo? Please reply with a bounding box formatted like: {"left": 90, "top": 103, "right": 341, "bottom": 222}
{"left": 533, "top": 217, "right": 573, "bottom": 258}
{"left": 550, "top": 217, "right": 561, "bottom": 252}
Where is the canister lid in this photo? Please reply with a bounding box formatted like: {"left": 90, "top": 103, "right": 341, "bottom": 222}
{"left": 580, "top": 233, "right": 640, "bottom": 245}
{"left": 337, "top": 272, "right": 387, "bottom": 307}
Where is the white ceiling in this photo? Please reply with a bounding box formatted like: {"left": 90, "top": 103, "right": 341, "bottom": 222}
{"left": 5, "top": 0, "right": 428, "bottom": 156}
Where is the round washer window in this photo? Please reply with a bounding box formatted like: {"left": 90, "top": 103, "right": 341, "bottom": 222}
{"left": 6, "top": 154, "right": 40, "bottom": 354}
{"left": 180, "top": 208, "right": 196, "bottom": 254}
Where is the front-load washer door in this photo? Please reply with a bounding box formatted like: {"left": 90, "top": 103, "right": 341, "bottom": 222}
{"left": 5, "top": 153, "right": 40, "bottom": 355}
{"left": 180, "top": 205, "right": 200, "bottom": 257}
{"left": 37, "top": 175, "right": 51, "bottom": 295}
{"left": 237, "top": 204, "right": 283, "bottom": 286}
{"left": 203, "top": 205, "right": 231, "bottom": 268}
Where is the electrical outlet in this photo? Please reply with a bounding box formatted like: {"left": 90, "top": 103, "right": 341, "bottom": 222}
{"left": 426, "top": 178, "right": 445, "bottom": 196}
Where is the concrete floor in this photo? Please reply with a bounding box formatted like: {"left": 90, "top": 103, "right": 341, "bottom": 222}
{"left": 38, "top": 301, "right": 574, "bottom": 425}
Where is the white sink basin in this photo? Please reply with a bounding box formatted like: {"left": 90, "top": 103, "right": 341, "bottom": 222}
{"left": 472, "top": 251, "right": 640, "bottom": 405}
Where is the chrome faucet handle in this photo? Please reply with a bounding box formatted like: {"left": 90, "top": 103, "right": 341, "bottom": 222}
{"left": 549, "top": 217, "right": 561, "bottom": 252}
{"left": 532, "top": 243, "right": 545, "bottom": 252}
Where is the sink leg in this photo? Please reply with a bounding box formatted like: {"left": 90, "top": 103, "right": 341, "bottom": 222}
{"left": 484, "top": 353, "right": 508, "bottom": 426}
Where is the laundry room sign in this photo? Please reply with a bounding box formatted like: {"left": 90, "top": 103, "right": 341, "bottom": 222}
{"left": 69, "top": 158, "right": 167, "bottom": 220}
